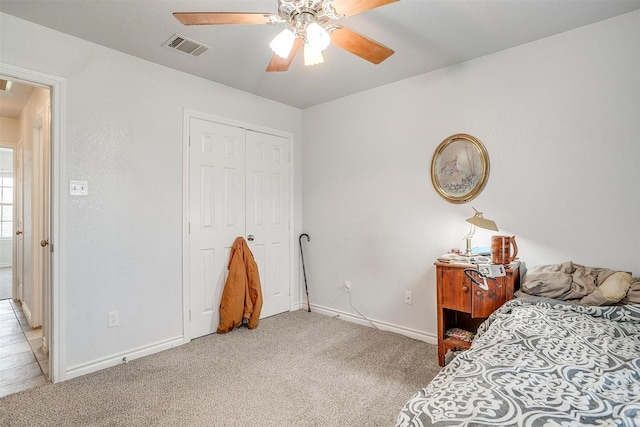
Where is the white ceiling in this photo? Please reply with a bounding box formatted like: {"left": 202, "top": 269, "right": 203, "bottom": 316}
{"left": 0, "top": 82, "right": 34, "bottom": 119}
{"left": 1, "top": 0, "right": 639, "bottom": 109}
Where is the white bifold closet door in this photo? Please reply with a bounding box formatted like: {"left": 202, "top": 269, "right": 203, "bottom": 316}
{"left": 189, "top": 118, "right": 290, "bottom": 339}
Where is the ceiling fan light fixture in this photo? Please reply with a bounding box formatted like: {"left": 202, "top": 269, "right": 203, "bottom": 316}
{"left": 305, "top": 22, "right": 330, "bottom": 52}
{"left": 269, "top": 28, "right": 296, "bottom": 58}
{"left": 173, "top": 0, "right": 399, "bottom": 72}
{"left": 304, "top": 42, "right": 324, "bottom": 66}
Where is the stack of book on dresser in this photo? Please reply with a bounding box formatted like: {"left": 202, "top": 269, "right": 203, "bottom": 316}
{"left": 437, "top": 253, "right": 473, "bottom": 264}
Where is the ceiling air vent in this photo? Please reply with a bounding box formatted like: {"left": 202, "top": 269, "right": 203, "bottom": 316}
{"left": 163, "top": 34, "right": 210, "bottom": 58}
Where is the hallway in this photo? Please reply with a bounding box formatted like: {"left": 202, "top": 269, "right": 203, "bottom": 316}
{"left": 0, "top": 298, "right": 48, "bottom": 397}
{"left": 0, "top": 267, "right": 11, "bottom": 300}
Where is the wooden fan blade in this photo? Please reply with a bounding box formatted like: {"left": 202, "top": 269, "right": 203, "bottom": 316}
{"left": 173, "top": 12, "right": 278, "bottom": 25}
{"left": 330, "top": 27, "right": 394, "bottom": 64}
{"left": 266, "top": 38, "right": 303, "bottom": 72}
{"left": 330, "top": 0, "right": 399, "bottom": 17}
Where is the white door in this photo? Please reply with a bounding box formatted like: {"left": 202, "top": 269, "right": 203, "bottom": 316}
{"left": 14, "top": 142, "right": 24, "bottom": 301}
{"left": 40, "top": 102, "right": 51, "bottom": 355}
{"left": 245, "top": 130, "right": 290, "bottom": 317}
{"left": 188, "top": 118, "right": 291, "bottom": 338}
{"left": 26, "top": 115, "right": 44, "bottom": 327}
{"left": 189, "top": 118, "right": 246, "bottom": 339}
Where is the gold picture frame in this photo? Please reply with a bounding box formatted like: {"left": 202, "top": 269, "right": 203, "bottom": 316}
{"left": 430, "top": 134, "right": 490, "bottom": 204}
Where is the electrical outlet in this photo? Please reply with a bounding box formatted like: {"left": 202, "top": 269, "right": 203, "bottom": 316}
{"left": 344, "top": 281, "right": 351, "bottom": 292}
{"left": 404, "top": 291, "right": 413, "bottom": 305}
{"left": 69, "top": 180, "right": 89, "bottom": 196}
{"left": 108, "top": 311, "right": 119, "bottom": 327}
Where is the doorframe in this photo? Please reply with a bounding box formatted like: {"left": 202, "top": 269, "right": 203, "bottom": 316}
{"left": 0, "top": 63, "right": 66, "bottom": 383}
{"left": 181, "top": 108, "right": 295, "bottom": 341}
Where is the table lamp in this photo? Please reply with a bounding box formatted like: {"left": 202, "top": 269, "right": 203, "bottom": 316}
{"left": 464, "top": 207, "right": 498, "bottom": 256}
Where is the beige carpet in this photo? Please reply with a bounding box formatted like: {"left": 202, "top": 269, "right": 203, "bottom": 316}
{"left": 0, "top": 310, "right": 441, "bottom": 426}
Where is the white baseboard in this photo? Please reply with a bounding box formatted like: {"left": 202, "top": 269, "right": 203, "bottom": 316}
{"left": 293, "top": 302, "right": 437, "bottom": 345}
{"left": 64, "top": 336, "right": 186, "bottom": 381}
{"left": 21, "top": 301, "right": 33, "bottom": 326}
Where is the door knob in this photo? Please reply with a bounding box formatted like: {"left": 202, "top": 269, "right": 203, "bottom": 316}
{"left": 40, "top": 239, "right": 49, "bottom": 247}
{"left": 16, "top": 230, "right": 22, "bottom": 235}
{"left": 247, "top": 234, "right": 255, "bottom": 242}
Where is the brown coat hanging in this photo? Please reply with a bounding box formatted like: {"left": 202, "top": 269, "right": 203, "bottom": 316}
{"left": 217, "top": 237, "right": 263, "bottom": 333}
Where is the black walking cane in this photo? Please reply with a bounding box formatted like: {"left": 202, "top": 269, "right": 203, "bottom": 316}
{"left": 299, "top": 233, "right": 311, "bottom": 312}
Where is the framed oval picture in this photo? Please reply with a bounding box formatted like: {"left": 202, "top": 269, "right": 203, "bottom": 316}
{"left": 430, "top": 134, "right": 490, "bottom": 204}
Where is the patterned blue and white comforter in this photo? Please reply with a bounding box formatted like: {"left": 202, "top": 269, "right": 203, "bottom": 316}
{"left": 397, "top": 297, "right": 640, "bottom": 426}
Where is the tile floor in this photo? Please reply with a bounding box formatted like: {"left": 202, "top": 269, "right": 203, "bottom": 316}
{"left": 0, "top": 299, "right": 49, "bottom": 397}
{"left": 0, "top": 268, "right": 12, "bottom": 300}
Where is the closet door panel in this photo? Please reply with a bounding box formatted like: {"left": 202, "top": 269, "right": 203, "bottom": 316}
{"left": 189, "top": 118, "right": 246, "bottom": 338}
{"left": 246, "top": 130, "right": 290, "bottom": 317}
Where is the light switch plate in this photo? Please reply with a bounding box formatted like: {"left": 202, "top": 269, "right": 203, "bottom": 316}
{"left": 70, "top": 180, "right": 88, "bottom": 196}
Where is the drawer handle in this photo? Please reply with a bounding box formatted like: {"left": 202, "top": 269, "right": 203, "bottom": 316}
{"left": 476, "top": 290, "right": 482, "bottom": 296}
{"left": 462, "top": 286, "right": 469, "bottom": 292}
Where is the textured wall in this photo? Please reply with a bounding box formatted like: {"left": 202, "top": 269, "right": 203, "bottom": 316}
{"left": 0, "top": 12, "right": 303, "bottom": 379}
{"left": 301, "top": 10, "right": 640, "bottom": 339}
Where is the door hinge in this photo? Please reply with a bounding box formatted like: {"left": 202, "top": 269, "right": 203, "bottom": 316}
{"left": 189, "top": 135, "right": 191, "bottom": 146}
{"left": 189, "top": 310, "right": 191, "bottom": 321}
{"left": 188, "top": 222, "right": 191, "bottom": 233}
{"left": 288, "top": 151, "right": 291, "bottom": 162}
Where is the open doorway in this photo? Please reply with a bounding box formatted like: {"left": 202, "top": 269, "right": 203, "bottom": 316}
{"left": 0, "top": 75, "right": 52, "bottom": 395}
{"left": 0, "top": 146, "right": 14, "bottom": 300}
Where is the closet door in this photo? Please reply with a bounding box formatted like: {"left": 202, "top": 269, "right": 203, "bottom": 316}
{"left": 188, "top": 118, "right": 291, "bottom": 338}
{"left": 189, "top": 118, "right": 246, "bottom": 338}
{"left": 245, "top": 130, "right": 290, "bottom": 318}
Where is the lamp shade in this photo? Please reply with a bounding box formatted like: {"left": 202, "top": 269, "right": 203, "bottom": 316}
{"left": 269, "top": 29, "right": 295, "bottom": 59}
{"left": 304, "top": 43, "right": 324, "bottom": 66}
{"left": 306, "top": 22, "right": 330, "bottom": 52}
{"left": 465, "top": 208, "right": 498, "bottom": 231}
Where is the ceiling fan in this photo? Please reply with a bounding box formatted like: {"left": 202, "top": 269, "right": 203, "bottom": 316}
{"left": 173, "top": 0, "right": 399, "bottom": 72}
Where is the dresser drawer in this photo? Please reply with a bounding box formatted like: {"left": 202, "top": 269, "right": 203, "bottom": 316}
{"left": 437, "top": 265, "right": 471, "bottom": 312}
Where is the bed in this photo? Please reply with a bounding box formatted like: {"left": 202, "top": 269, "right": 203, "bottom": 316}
{"left": 397, "top": 262, "right": 640, "bottom": 426}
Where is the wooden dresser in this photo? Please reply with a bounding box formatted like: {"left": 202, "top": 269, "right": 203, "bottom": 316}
{"left": 435, "top": 261, "right": 520, "bottom": 366}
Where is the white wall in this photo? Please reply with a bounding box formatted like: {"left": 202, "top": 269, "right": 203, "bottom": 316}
{"left": 302, "top": 11, "right": 640, "bottom": 339}
{"left": 0, "top": 12, "right": 303, "bottom": 379}
{"left": 0, "top": 117, "right": 19, "bottom": 143}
